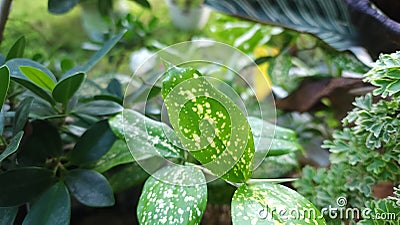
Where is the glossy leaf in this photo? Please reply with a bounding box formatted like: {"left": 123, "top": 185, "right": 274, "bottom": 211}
{"left": 17, "top": 120, "right": 62, "bottom": 166}
{"left": 65, "top": 169, "right": 115, "bottom": 207}
{"left": 22, "top": 182, "right": 70, "bottom": 225}
{"left": 231, "top": 182, "right": 326, "bottom": 224}
{"left": 6, "top": 36, "right": 25, "bottom": 61}
{"left": 10, "top": 78, "right": 55, "bottom": 104}
{"left": 106, "top": 160, "right": 155, "bottom": 193}
{"left": 247, "top": 116, "right": 302, "bottom": 166}
{"left": 6, "top": 58, "right": 56, "bottom": 81}
{"left": 19, "top": 66, "right": 56, "bottom": 91}
{"left": 74, "top": 100, "right": 123, "bottom": 116}
{"left": 0, "top": 66, "right": 10, "bottom": 109}
{"left": 52, "top": 72, "right": 85, "bottom": 106}
{"left": 48, "top": 0, "right": 79, "bottom": 14}
{"left": 0, "top": 207, "right": 18, "bottom": 225}
{"left": 137, "top": 165, "right": 207, "bottom": 225}
{"left": 70, "top": 120, "right": 116, "bottom": 165}
{"left": 91, "top": 140, "right": 133, "bottom": 173}
{"left": 162, "top": 65, "right": 255, "bottom": 182}
{"left": 106, "top": 78, "right": 123, "bottom": 98}
{"left": 63, "top": 30, "right": 126, "bottom": 78}
{"left": 13, "top": 96, "right": 34, "bottom": 134}
{"left": 0, "top": 167, "right": 55, "bottom": 207}
{"left": 0, "top": 131, "right": 24, "bottom": 163}
{"left": 109, "top": 109, "right": 183, "bottom": 160}
{"left": 129, "top": 0, "right": 151, "bottom": 9}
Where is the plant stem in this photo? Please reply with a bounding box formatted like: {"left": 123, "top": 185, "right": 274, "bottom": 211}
{"left": 0, "top": 0, "right": 13, "bottom": 45}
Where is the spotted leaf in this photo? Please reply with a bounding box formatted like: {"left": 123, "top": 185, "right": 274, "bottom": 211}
{"left": 162, "top": 65, "right": 255, "bottom": 183}
{"left": 137, "top": 165, "right": 207, "bottom": 225}
{"left": 109, "top": 109, "right": 184, "bottom": 161}
{"left": 232, "top": 182, "right": 326, "bottom": 225}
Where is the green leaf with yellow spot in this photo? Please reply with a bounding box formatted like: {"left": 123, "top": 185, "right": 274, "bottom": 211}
{"left": 232, "top": 182, "right": 326, "bottom": 225}
{"left": 137, "top": 165, "right": 207, "bottom": 225}
{"left": 162, "top": 66, "right": 255, "bottom": 183}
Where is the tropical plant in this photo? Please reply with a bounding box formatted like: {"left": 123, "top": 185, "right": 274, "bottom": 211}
{"left": 294, "top": 51, "right": 400, "bottom": 224}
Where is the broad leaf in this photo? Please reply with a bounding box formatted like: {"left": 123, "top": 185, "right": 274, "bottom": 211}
{"left": 106, "top": 160, "right": 155, "bottom": 193}
{"left": 70, "top": 120, "right": 116, "bottom": 165}
{"left": 48, "top": 0, "right": 79, "bottom": 14}
{"left": 65, "top": 169, "right": 115, "bottom": 207}
{"left": 19, "top": 66, "right": 56, "bottom": 91}
{"left": 0, "top": 167, "right": 55, "bottom": 207}
{"left": 91, "top": 140, "right": 133, "bottom": 173}
{"left": 137, "top": 165, "right": 207, "bottom": 225}
{"left": 0, "top": 131, "right": 24, "bottom": 163}
{"left": 0, "top": 66, "right": 10, "bottom": 109}
{"left": 0, "top": 207, "right": 18, "bottom": 225}
{"left": 6, "top": 36, "right": 25, "bottom": 61}
{"left": 106, "top": 78, "right": 123, "bottom": 98}
{"left": 10, "top": 78, "right": 55, "bottom": 104}
{"left": 247, "top": 116, "right": 302, "bottom": 168}
{"left": 13, "top": 96, "right": 34, "bottom": 134}
{"left": 18, "top": 120, "right": 62, "bottom": 166}
{"left": 6, "top": 58, "right": 56, "bottom": 81}
{"left": 231, "top": 182, "right": 326, "bottom": 224}
{"left": 22, "top": 182, "right": 70, "bottom": 225}
{"left": 52, "top": 72, "right": 85, "bottom": 106}
{"left": 109, "top": 109, "right": 183, "bottom": 160}
{"left": 162, "top": 66, "right": 255, "bottom": 182}
{"left": 74, "top": 100, "right": 123, "bottom": 116}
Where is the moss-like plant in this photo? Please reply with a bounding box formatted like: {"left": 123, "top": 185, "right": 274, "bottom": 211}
{"left": 294, "top": 52, "right": 400, "bottom": 224}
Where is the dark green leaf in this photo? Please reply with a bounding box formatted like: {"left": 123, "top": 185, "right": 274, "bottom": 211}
{"left": 48, "top": 0, "right": 79, "bottom": 14}
{"left": 0, "top": 167, "right": 55, "bottom": 207}
{"left": 18, "top": 120, "right": 62, "bottom": 166}
{"left": 91, "top": 140, "right": 133, "bottom": 173}
{"left": 162, "top": 65, "right": 255, "bottom": 183}
{"left": 13, "top": 97, "right": 34, "bottom": 134}
{"left": 65, "top": 169, "right": 115, "bottom": 207}
{"left": 98, "top": 0, "right": 113, "bottom": 16}
{"left": 137, "top": 165, "right": 207, "bottom": 224}
{"left": 19, "top": 66, "right": 56, "bottom": 91}
{"left": 10, "top": 78, "right": 55, "bottom": 105}
{"left": 106, "top": 78, "right": 123, "bottom": 98}
{"left": 129, "top": 0, "right": 151, "bottom": 9}
{"left": 106, "top": 160, "right": 155, "bottom": 193}
{"left": 22, "top": 182, "right": 70, "bottom": 225}
{"left": 70, "top": 120, "right": 116, "bottom": 165}
{"left": 52, "top": 72, "right": 85, "bottom": 106}
{"left": 6, "top": 36, "right": 25, "bottom": 61}
{"left": 0, "top": 66, "right": 10, "bottom": 109}
{"left": 231, "top": 182, "right": 326, "bottom": 224}
{"left": 60, "top": 58, "right": 75, "bottom": 73}
{"left": 6, "top": 58, "right": 56, "bottom": 81}
{"left": 93, "top": 94, "right": 123, "bottom": 105}
{"left": 252, "top": 153, "right": 298, "bottom": 179}
{"left": 0, "top": 131, "right": 24, "bottom": 163}
{"left": 63, "top": 30, "right": 126, "bottom": 78}
{"left": 0, "top": 207, "right": 18, "bottom": 225}
{"left": 108, "top": 109, "right": 183, "bottom": 160}
{"left": 74, "top": 100, "right": 123, "bottom": 116}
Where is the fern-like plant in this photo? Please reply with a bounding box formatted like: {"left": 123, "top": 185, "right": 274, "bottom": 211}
{"left": 294, "top": 51, "right": 400, "bottom": 224}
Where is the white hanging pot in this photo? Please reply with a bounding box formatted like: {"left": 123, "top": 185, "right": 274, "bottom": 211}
{"left": 165, "top": 0, "right": 211, "bottom": 31}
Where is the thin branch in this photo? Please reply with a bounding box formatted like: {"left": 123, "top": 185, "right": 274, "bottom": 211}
{"left": 0, "top": 0, "right": 13, "bottom": 45}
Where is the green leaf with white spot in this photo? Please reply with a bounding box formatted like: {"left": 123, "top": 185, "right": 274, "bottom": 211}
{"left": 162, "top": 65, "right": 255, "bottom": 183}
{"left": 231, "top": 182, "right": 326, "bottom": 225}
{"left": 137, "top": 165, "right": 207, "bottom": 225}
{"left": 91, "top": 140, "right": 133, "bottom": 173}
{"left": 109, "top": 109, "right": 183, "bottom": 161}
